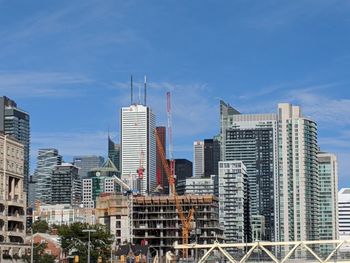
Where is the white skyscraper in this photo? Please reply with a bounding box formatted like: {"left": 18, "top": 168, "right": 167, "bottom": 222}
{"left": 121, "top": 104, "right": 156, "bottom": 195}
{"left": 193, "top": 141, "right": 204, "bottom": 177}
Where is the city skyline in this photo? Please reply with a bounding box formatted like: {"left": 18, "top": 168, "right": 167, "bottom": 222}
{"left": 0, "top": 1, "right": 349, "bottom": 189}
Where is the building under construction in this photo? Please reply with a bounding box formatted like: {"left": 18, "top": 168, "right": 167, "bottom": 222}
{"left": 96, "top": 193, "right": 224, "bottom": 258}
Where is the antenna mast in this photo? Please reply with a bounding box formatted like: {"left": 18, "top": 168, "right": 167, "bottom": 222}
{"left": 144, "top": 75, "right": 147, "bottom": 106}
{"left": 130, "top": 75, "right": 133, "bottom": 105}
{"left": 167, "top": 92, "right": 175, "bottom": 194}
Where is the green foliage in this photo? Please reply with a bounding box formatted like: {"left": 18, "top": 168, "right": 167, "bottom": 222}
{"left": 58, "top": 222, "right": 113, "bottom": 263}
{"left": 22, "top": 243, "right": 56, "bottom": 263}
{"left": 32, "top": 220, "right": 49, "bottom": 234}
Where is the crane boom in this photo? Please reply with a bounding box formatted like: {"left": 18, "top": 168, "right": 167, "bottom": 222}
{"left": 155, "top": 129, "right": 194, "bottom": 258}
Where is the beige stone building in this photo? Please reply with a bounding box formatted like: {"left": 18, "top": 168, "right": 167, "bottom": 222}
{"left": 0, "top": 133, "right": 26, "bottom": 243}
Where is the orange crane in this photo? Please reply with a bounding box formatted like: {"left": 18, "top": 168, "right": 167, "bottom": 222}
{"left": 155, "top": 93, "right": 194, "bottom": 259}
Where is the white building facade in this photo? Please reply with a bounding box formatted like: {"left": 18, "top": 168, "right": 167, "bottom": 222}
{"left": 278, "top": 103, "right": 319, "bottom": 242}
{"left": 193, "top": 141, "right": 204, "bottom": 178}
{"left": 121, "top": 104, "right": 156, "bottom": 195}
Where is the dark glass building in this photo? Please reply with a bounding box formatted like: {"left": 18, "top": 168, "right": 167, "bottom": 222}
{"left": 108, "top": 136, "right": 120, "bottom": 172}
{"left": 0, "top": 96, "right": 30, "bottom": 194}
{"left": 204, "top": 138, "right": 220, "bottom": 177}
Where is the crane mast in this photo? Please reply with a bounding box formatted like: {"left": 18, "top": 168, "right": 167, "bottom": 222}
{"left": 166, "top": 92, "right": 175, "bottom": 194}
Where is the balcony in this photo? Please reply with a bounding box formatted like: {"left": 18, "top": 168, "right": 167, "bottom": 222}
{"left": 7, "top": 195, "right": 25, "bottom": 207}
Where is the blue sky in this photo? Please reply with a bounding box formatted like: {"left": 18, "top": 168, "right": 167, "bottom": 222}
{"left": 1, "top": 1, "right": 350, "bottom": 188}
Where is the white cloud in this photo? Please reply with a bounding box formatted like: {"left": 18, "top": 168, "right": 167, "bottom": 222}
{"left": 0, "top": 71, "right": 91, "bottom": 98}
{"left": 31, "top": 131, "right": 112, "bottom": 159}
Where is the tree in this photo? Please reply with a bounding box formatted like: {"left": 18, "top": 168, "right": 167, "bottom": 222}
{"left": 58, "top": 222, "right": 113, "bottom": 263}
{"left": 22, "top": 243, "right": 56, "bottom": 263}
{"left": 32, "top": 220, "right": 49, "bottom": 234}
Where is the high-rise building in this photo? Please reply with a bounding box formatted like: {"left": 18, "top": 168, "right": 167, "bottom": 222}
{"left": 83, "top": 159, "right": 119, "bottom": 208}
{"left": 33, "top": 149, "right": 62, "bottom": 204}
{"left": 193, "top": 141, "right": 204, "bottom": 177}
{"left": 0, "top": 133, "right": 26, "bottom": 243}
{"left": 318, "top": 152, "right": 339, "bottom": 241}
{"left": 51, "top": 163, "right": 82, "bottom": 206}
{"left": 204, "top": 138, "right": 221, "bottom": 177}
{"left": 177, "top": 175, "right": 217, "bottom": 196}
{"left": 339, "top": 188, "right": 350, "bottom": 236}
{"left": 27, "top": 176, "right": 36, "bottom": 208}
{"left": 0, "top": 97, "right": 30, "bottom": 194}
{"left": 173, "top": 158, "right": 193, "bottom": 182}
{"left": 155, "top": 126, "right": 167, "bottom": 193}
{"left": 221, "top": 109, "right": 278, "bottom": 241}
{"left": 121, "top": 104, "right": 156, "bottom": 195}
{"left": 108, "top": 136, "right": 121, "bottom": 171}
{"left": 218, "top": 161, "right": 251, "bottom": 244}
{"left": 73, "top": 155, "right": 104, "bottom": 179}
{"left": 278, "top": 103, "right": 319, "bottom": 242}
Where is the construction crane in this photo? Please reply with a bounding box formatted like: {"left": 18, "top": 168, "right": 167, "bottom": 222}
{"left": 155, "top": 93, "right": 194, "bottom": 259}
{"left": 112, "top": 175, "right": 134, "bottom": 244}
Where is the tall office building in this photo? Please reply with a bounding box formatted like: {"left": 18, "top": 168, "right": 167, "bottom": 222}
{"left": 51, "top": 163, "right": 82, "bottom": 206}
{"left": 121, "top": 104, "right": 156, "bottom": 195}
{"left": 318, "top": 152, "right": 338, "bottom": 241}
{"left": 0, "top": 97, "right": 30, "bottom": 193}
{"left": 278, "top": 103, "right": 319, "bottom": 242}
{"left": 339, "top": 188, "right": 350, "bottom": 236}
{"left": 155, "top": 126, "right": 167, "bottom": 193}
{"left": 173, "top": 158, "right": 193, "bottom": 181}
{"left": 73, "top": 155, "right": 104, "bottom": 179}
{"left": 33, "top": 149, "right": 62, "bottom": 204}
{"left": 108, "top": 136, "right": 121, "bottom": 171}
{"left": 204, "top": 138, "right": 221, "bottom": 177}
{"left": 193, "top": 141, "right": 204, "bottom": 177}
{"left": 220, "top": 100, "right": 278, "bottom": 241}
{"left": 218, "top": 161, "right": 251, "bottom": 243}
{"left": 0, "top": 133, "right": 26, "bottom": 243}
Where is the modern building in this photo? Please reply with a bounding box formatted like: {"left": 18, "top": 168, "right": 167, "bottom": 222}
{"left": 339, "top": 188, "right": 350, "bottom": 254}
{"left": 278, "top": 103, "right": 319, "bottom": 242}
{"left": 218, "top": 161, "right": 251, "bottom": 244}
{"left": 0, "top": 133, "right": 26, "bottom": 243}
{"left": 156, "top": 126, "right": 167, "bottom": 193}
{"left": 121, "top": 104, "right": 156, "bottom": 195}
{"left": 318, "top": 152, "right": 338, "bottom": 241}
{"left": 0, "top": 96, "right": 30, "bottom": 194}
{"left": 27, "top": 176, "right": 36, "bottom": 209}
{"left": 33, "top": 204, "right": 96, "bottom": 226}
{"left": 33, "top": 149, "right": 62, "bottom": 205}
{"left": 193, "top": 141, "right": 204, "bottom": 178}
{"left": 220, "top": 102, "right": 278, "bottom": 241}
{"left": 339, "top": 188, "right": 350, "bottom": 236}
{"left": 204, "top": 138, "right": 220, "bottom": 178}
{"left": 174, "top": 159, "right": 193, "bottom": 182}
{"left": 177, "top": 175, "right": 216, "bottom": 196}
{"left": 51, "top": 163, "right": 82, "bottom": 206}
{"left": 108, "top": 136, "right": 121, "bottom": 171}
{"left": 73, "top": 155, "right": 104, "bottom": 179}
{"left": 82, "top": 177, "right": 117, "bottom": 208}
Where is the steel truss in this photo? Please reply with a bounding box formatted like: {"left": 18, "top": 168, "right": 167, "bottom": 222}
{"left": 174, "top": 240, "right": 350, "bottom": 263}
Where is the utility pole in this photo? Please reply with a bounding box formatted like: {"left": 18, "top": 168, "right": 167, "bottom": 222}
{"left": 83, "top": 229, "right": 96, "bottom": 263}
{"left": 31, "top": 228, "right": 34, "bottom": 263}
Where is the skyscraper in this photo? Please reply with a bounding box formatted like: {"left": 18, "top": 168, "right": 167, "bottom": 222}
{"left": 156, "top": 126, "right": 167, "bottom": 193}
{"left": 278, "top": 103, "right": 319, "bottom": 242}
{"left": 73, "top": 155, "right": 104, "bottom": 179}
{"left": 108, "top": 136, "right": 121, "bottom": 171}
{"left": 218, "top": 161, "right": 251, "bottom": 244}
{"left": 204, "top": 138, "right": 220, "bottom": 177}
{"left": 220, "top": 100, "right": 278, "bottom": 241}
{"left": 0, "top": 96, "right": 30, "bottom": 194}
{"left": 51, "top": 163, "right": 82, "bottom": 206}
{"left": 121, "top": 104, "right": 156, "bottom": 195}
{"left": 318, "top": 152, "right": 339, "bottom": 241}
{"left": 34, "top": 149, "right": 62, "bottom": 204}
{"left": 193, "top": 141, "right": 204, "bottom": 177}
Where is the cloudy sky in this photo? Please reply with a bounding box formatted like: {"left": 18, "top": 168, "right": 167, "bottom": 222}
{"left": 1, "top": 1, "right": 349, "bottom": 188}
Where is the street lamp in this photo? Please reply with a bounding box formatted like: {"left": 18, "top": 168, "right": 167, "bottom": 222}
{"left": 82, "top": 229, "right": 96, "bottom": 263}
